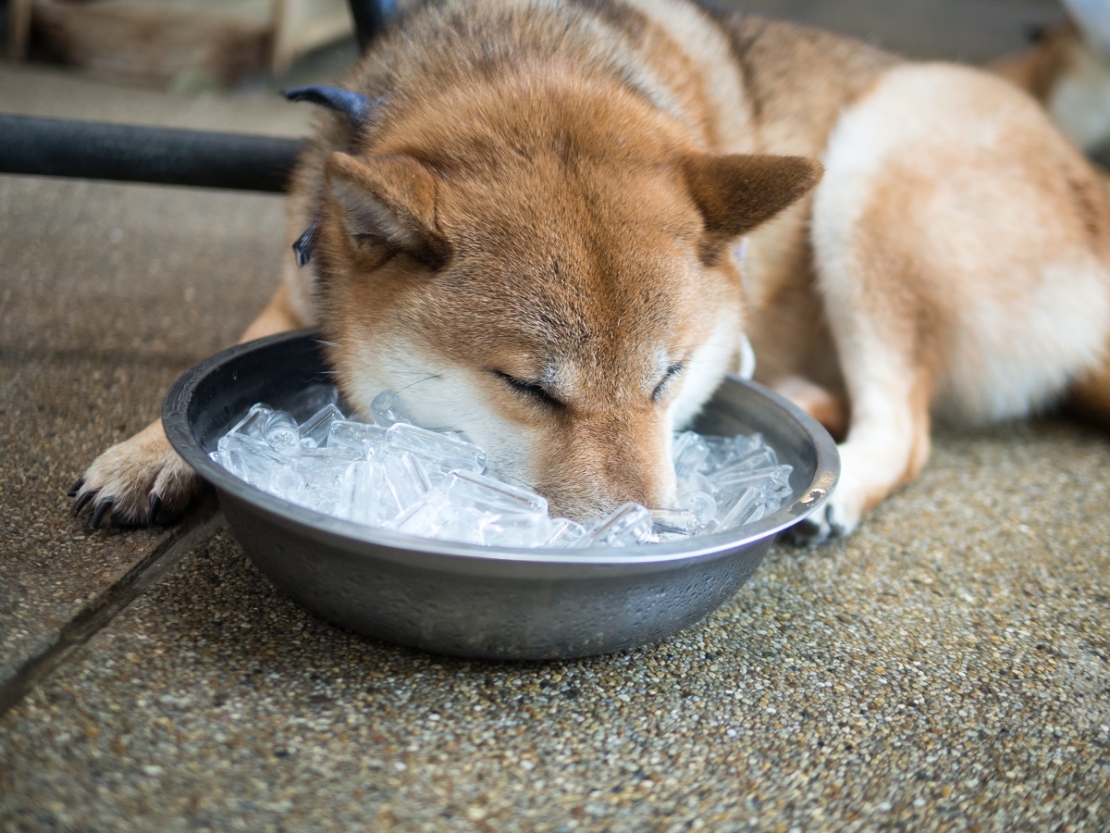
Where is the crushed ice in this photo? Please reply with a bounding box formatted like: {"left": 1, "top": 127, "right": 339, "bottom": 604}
{"left": 208, "top": 384, "right": 794, "bottom": 548}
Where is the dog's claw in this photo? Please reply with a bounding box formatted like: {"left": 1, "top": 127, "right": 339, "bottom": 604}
{"left": 786, "top": 517, "right": 827, "bottom": 546}
{"left": 71, "top": 420, "right": 201, "bottom": 529}
{"left": 90, "top": 499, "right": 114, "bottom": 528}
{"left": 67, "top": 477, "right": 85, "bottom": 497}
{"left": 786, "top": 504, "right": 846, "bottom": 546}
{"left": 72, "top": 490, "right": 97, "bottom": 516}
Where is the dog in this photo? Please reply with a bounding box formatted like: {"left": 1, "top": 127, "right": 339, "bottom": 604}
{"left": 71, "top": 0, "right": 1110, "bottom": 544}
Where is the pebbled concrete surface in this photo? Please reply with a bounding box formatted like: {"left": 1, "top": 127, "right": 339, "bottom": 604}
{"left": 2, "top": 422, "right": 1109, "bottom": 830}
{"left": 3, "top": 1, "right": 1108, "bottom": 830}
{"left": 0, "top": 89, "right": 292, "bottom": 690}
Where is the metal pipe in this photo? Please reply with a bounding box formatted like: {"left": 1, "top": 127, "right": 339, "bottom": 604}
{"left": 0, "top": 2, "right": 399, "bottom": 191}
{"left": 0, "top": 114, "right": 303, "bottom": 192}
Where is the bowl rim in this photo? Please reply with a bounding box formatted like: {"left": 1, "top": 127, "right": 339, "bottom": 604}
{"left": 163, "top": 329, "right": 839, "bottom": 567}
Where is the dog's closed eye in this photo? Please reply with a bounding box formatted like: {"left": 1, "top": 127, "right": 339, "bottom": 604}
{"left": 653, "top": 362, "right": 685, "bottom": 402}
{"left": 492, "top": 370, "right": 566, "bottom": 410}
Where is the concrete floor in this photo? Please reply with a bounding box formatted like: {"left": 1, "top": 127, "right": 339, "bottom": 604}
{"left": 4, "top": 1, "right": 1110, "bottom": 830}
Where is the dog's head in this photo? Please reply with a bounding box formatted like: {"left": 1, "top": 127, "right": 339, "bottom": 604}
{"left": 312, "top": 77, "right": 819, "bottom": 521}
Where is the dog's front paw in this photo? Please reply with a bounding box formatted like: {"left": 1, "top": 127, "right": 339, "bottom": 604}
{"left": 786, "top": 479, "right": 860, "bottom": 546}
{"left": 70, "top": 420, "right": 200, "bottom": 527}
{"left": 786, "top": 502, "right": 852, "bottom": 546}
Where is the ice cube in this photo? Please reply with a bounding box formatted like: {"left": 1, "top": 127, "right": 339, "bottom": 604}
{"left": 440, "top": 469, "right": 548, "bottom": 516}
{"left": 475, "top": 510, "right": 555, "bottom": 548}
{"left": 648, "top": 508, "right": 699, "bottom": 536}
{"left": 581, "top": 503, "right": 654, "bottom": 548}
{"left": 296, "top": 445, "right": 359, "bottom": 488}
{"left": 436, "top": 506, "right": 495, "bottom": 545}
{"left": 712, "top": 447, "right": 778, "bottom": 476}
{"left": 211, "top": 390, "right": 797, "bottom": 547}
{"left": 300, "top": 487, "right": 343, "bottom": 516}
{"left": 540, "top": 517, "right": 589, "bottom": 548}
{"left": 215, "top": 433, "right": 292, "bottom": 490}
{"left": 398, "top": 502, "right": 549, "bottom": 547}
{"left": 299, "top": 403, "right": 345, "bottom": 449}
{"left": 295, "top": 452, "right": 351, "bottom": 514}
{"left": 391, "top": 491, "right": 457, "bottom": 540}
{"left": 673, "top": 431, "right": 711, "bottom": 476}
{"left": 270, "top": 467, "right": 308, "bottom": 503}
{"left": 282, "top": 382, "right": 340, "bottom": 422}
{"left": 381, "top": 451, "right": 432, "bottom": 512}
{"left": 339, "top": 460, "right": 400, "bottom": 527}
{"left": 716, "top": 485, "right": 766, "bottom": 530}
{"left": 228, "top": 403, "right": 273, "bottom": 439}
{"left": 712, "top": 465, "right": 793, "bottom": 507}
{"left": 676, "top": 471, "right": 716, "bottom": 502}
{"left": 428, "top": 470, "right": 550, "bottom": 546}
{"left": 703, "top": 433, "right": 768, "bottom": 471}
{"left": 262, "top": 410, "right": 300, "bottom": 451}
{"left": 389, "top": 471, "right": 550, "bottom": 547}
{"left": 403, "top": 454, "right": 461, "bottom": 488}
{"left": 371, "top": 389, "right": 414, "bottom": 426}
{"left": 328, "top": 420, "right": 387, "bottom": 456}
{"left": 676, "top": 490, "right": 718, "bottom": 528}
{"left": 385, "top": 423, "right": 486, "bottom": 474}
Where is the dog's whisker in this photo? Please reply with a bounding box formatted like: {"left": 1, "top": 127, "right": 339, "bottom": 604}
{"left": 495, "top": 470, "right": 542, "bottom": 492}
{"left": 396, "top": 374, "right": 444, "bottom": 395}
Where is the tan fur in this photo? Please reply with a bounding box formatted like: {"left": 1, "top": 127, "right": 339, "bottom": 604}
{"left": 309, "top": 59, "right": 817, "bottom": 517}
{"left": 992, "top": 23, "right": 1079, "bottom": 103}
{"left": 74, "top": 0, "right": 1110, "bottom": 541}
{"left": 992, "top": 21, "right": 1110, "bottom": 155}
{"left": 74, "top": 285, "right": 304, "bottom": 525}
{"left": 771, "top": 377, "right": 848, "bottom": 441}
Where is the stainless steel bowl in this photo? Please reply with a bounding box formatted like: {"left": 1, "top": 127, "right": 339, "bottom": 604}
{"left": 163, "top": 329, "right": 838, "bottom": 660}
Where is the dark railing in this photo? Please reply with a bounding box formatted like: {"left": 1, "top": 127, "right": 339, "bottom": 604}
{"left": 0, "top": 115, "right": 302, "bottom": 193}
{"left": 0, "top": 0, "right": 387, "bottom": 193}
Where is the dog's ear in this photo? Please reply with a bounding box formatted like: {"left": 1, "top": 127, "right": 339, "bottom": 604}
{"left": 325, "top": 151, "right": 449, "bottom": 268}
{"left": 684, "top": 154, "right": 822, "bottom": 260}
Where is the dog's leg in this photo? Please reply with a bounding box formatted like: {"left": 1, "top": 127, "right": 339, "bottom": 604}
{"left": 793, "top": 63, "right": 1110, "bottom": 544}
{"left": 71, "top": 283, "right": 306, "bottom": 526}
{"left": 787, "top": 289, "right": 935, "bottom": 545}
{"left": 770, "top": 376, "right": 849, "bottom": 441}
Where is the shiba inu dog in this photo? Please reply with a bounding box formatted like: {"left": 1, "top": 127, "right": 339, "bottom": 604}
{"left": 72, "top": 0, "right": 1110, "bottom": 544}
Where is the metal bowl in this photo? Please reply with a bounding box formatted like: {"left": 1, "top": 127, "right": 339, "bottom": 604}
{"left": 163, "top": 329, "right": 838, "bottom": 660}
